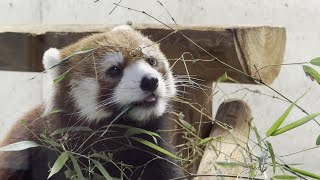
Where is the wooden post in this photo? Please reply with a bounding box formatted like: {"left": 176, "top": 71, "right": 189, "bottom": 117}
{"left": 196, "top": 100, "right": 252, "bottom": 179}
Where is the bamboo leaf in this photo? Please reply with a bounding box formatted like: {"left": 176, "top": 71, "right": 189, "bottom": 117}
{"left": 198, "top": 137, "right": 213, "bottom": 146}
{"left": 64, "top": 170, "right": 75, "bottom": 178}
{"left": 0, "top": 141, "right": 39, "bottom": 151}
{"left": 48, "top": 152, "right": 69, "bottom": 179}
{"left": 316, "top": 134, "right": 320, "bottom": 145}
{"left": 92, "top": 160, "right": 113, "bottom": 180}
{"left": 124, "top": 127, "right": 161, "bottom": 138}
{"left": 178, "top": 112, "right": 196, "bottom": 133}
{"left": 288, "top": 166, "right": 320, "bottom": 179}
{"left": 251, "top": 122, "right": 263, "bottom": 150}
{"left": 271, "top": 113, "right": 320, "bottom": 136}
{"left": 303, "top": 65, "right": 320, "bottom": 84}
{"left": 266, "top": 141, "right": 276, "bottom": 174}
{"left": 310, "top": 57, "right": 320, "bottom": 67}
{"left": 266, "top": 92, "right": 306, "bottom": 137}
{"left": 217, "top": 72, "right": 229, "bottom": 82}
{"left": 41, "top": 108, "right": 63, "bottom": 118}
{"left": 69, "top": 154, "right": 85, "bottom": 180}
{"left": 131, "top": 137, "right": 181, "bottom": 160}
{"left": 41, "top": 138, "right": 62, "bottom": 148}
{"left": 216, "top": 161, "right": 249, "bottom": 168}
{"left": 53, "top": 72, "right": 67, "bottom": 84}
{"left": 124, "top": 127, "right": 161, "bottom": 144}
{"left": 271, "top": 175, "right": 297, "bottom": 179}
{"left": 91, "top": 152, "right": 112, "bottom": 161}
{"left": 51, "top": 126, "right": 93, "bottom": 136}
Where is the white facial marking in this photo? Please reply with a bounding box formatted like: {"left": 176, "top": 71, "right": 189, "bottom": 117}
{"left": 141, "top": 44, "right": 176, "bottom": 98}
{"left": 114, "top": 61, "right": 167, "bottom": 122}
{"left": 42, "top": 48, "right": 60, "bottom": 114}
{"left": 105, "top": 51, "right": 124, "bottom": 65}
{"left": 140, "top": 44, "right": 157, "bottom": 58}
{"left": 112, "top": 25, "right": 133, "bottom": 32}
{"left": 71, "top": 78, "right": 112, "bottom": 123}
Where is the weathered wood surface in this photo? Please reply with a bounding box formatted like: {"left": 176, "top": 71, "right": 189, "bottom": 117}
{"left": 0, "top": 24, "right": 285, "bottom": 84}
{"left": 196, "top": 100, "right": 252, "bottom": 179}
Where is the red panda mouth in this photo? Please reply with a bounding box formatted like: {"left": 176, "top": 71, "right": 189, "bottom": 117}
{"left": 134, "top": 94, "right": 158, "bottom": 107}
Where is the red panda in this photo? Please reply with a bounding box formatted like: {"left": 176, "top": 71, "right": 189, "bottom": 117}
{"left": 0, "top": 25, "right": 182, "bottom": 180}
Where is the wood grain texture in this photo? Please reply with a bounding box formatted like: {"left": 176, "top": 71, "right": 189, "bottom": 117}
{"left": 196, "top": 100, "right": 252, "bottom": 179}
{"left": 0, "top": 24, "right": 285, "bottom": 84}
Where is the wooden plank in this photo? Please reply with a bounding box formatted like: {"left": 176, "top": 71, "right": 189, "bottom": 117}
{"left": 196, "top": 100, "right": 252, "bottom": 179}
{"left": 0, "top": 24, "right": 285, "bottom": 84}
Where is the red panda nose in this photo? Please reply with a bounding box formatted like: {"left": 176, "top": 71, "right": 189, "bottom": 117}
{"left": 140, "top": 75, "right": 159, "bottom": 92}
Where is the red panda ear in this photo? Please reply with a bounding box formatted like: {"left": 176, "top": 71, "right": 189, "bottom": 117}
{"left": 112, "top": 25, "right": 134, "bottom": 32}
{"left": 42, "top": 48, "right": 60, "bottom": 78}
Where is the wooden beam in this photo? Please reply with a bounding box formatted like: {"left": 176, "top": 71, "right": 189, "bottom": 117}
{"left": 196, "top": 100, "right": 252, "bottom": 179}
{"left": 0, "top": 24, "right": 285, "bottom": 84}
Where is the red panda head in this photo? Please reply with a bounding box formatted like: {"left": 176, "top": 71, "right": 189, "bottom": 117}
{"left": 42, "top": 25, "right": 176, "bottom": 124}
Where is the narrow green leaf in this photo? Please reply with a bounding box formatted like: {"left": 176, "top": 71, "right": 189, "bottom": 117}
{"left": 92, "top": 160, "right": 113, "bottom": 180}
{"left": 48, "top": 152, "right": 70, "bottom": 179}
{"left": 64, "top": 170, "right": 75, "bottom": 178}
{"left": 310, "top": 57, "right": 320, "bottom": 67}
{"left": 41, "top": 138, "right": 62, "bottom": 148}
{"left": 198, "top": 137, "right": 213, "bottom": 146}
{"left": 51, "top": 126, "right": 93, "bottom": 136}
{"left": 266, "top": 92, "right": 306, "bottom": 137}
{"left": 266, "top": 141, "right": 276, "bottom": 174}
{"left": 124, "top": 127, "right": 161, "bottom": 138}
{"left": 303, "top": 65, "right": 320, "bottom": 84}
{"left": 271, "top": 113, "right": 320, "bottom": 136}
{"left": 131, "top": 137, "right": 181, "bottom": 160}
{"left": 216, "top": 161, "right": 249, "bottom": 168}
{"left": 0, "top": 141, "right": 39, "bottom": 151}
{"left": 217, "top": 72, "right": 229, "bottom": 82}
{"left": 251, "top": 122, "right": 262, "bottom": 150}
{"left": 178, "top": 112, "right": 185, "bottom": 119}
{"left": 53, "top": 72, "right": 67, "bottom": 84}
{"left": 178, "top": 113, "right": 196, "bottom": 133}
{"left": 288, "top": 166, "right": 320, "bottom": 179}
{"left": 41, "top": 108, "right": 63, "bottom": 118}
{"left": 271, "top": 175, "right": 297, "bottom": 179}
{"left": 69, "top": 154, "right": 84, "bottom": 180}
{"left": 124, "top": 127, "right": 161, "bottom": 144}
{"left": 316, "top": 134, "right": 320, "bottom": 145}
{"left": 91, "top": 152, "right": 112, "bottom": 161}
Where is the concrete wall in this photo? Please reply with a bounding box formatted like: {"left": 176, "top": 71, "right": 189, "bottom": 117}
{"left": 0, "top": 0, "right": 319, "bottom": 176}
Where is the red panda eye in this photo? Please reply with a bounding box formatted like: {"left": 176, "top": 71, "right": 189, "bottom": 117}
{"left": 147, "top": 58, "right": 157, "bottom": 66}
{"left": 107, "top": 66, "right": 122, "bottom": 77}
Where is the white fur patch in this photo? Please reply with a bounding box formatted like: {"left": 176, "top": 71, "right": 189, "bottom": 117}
{"left": 112, "top": 25, "right": 133, "bottom": 32}
{"left": 105, "top": 51, "right": 124, "bottom": 65}
{"left": 114, "top": 61, "right": 167, "bottom": 122}
{"left": 140, "top": 44, "right": 176, "bottom": 98}
{"left": 71, "top": 78, "right": 112, "bottom": 123}
{"left": 42, "top": 48, "right": 61, "bottom": 114}
{"left": 140, "top": 44, "right": 158, "bottom": 58}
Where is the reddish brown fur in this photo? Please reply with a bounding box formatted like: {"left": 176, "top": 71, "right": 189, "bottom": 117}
{"left": 0, "top": 28, "right": 180, "bottom": 180}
